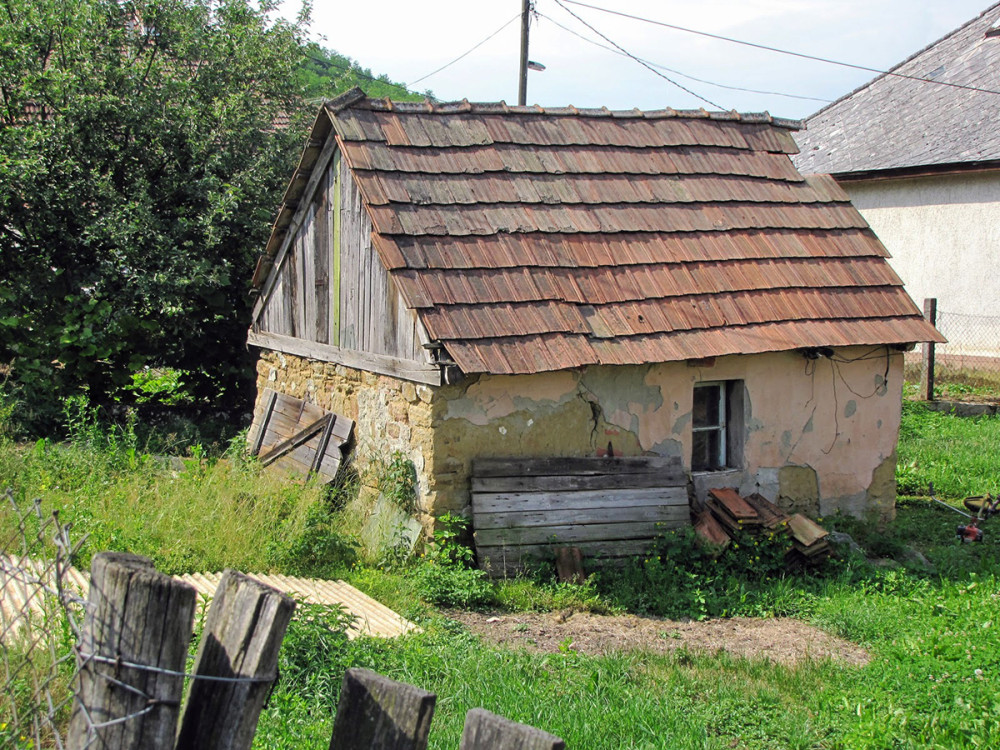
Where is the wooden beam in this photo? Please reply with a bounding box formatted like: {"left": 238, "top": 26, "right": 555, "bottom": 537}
{"left": 258, "top": 414, "right": 331, "bottom": 467}
{"left": 246, "top": 330, "right": 443, "bottom": 387}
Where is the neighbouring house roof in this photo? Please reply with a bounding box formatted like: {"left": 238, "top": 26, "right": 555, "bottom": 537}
{"left": 254, "top": 87, "right": 941, "bottom": 376}
{"left": 794, "top": 3, "right": 1000, "bottom": 176}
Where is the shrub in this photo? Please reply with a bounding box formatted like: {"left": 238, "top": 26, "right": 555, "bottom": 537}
{"left": 415, "top": 514, "right": 494, "bottom": 609}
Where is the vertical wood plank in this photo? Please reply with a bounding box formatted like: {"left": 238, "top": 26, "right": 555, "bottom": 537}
{"left": 302, "top": 203, "right": 316, "bottom": 343}
{"left": 284, "top": 249, "right": 297, "bottom": 338}
{"left": 67, "top": 553, "right": 196, "bottom": 750}
{"left": 332, "top": 153, "right": 342, "bottom": 347}
{"left": 921, "top": 297, "right": 937, "bottom": 402}
{"left": 459, "top": 708, "right": 565, "bottom": 750}
{"left": 328, "top": 668, "right": 435, "bottom": 750}
{"left": 175, "top": 571, "right": 295, "bottom": 750}
{"left": 315, "top": 185, "right": 330, "bottom": 344}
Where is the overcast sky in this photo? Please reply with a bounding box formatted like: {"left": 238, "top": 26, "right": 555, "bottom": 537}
{"left": 287, "top": 0, "right": 996, "bottom": 120}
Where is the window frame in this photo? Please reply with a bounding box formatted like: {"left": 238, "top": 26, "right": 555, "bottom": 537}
{"left": 692, "top": 381, "right": 727, "bottom": 472}
{"left": 691, "top": 380, "right": 744, "bottom": 473}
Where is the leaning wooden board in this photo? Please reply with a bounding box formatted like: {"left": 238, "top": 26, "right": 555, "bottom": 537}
{"left": 247, "top": 389, "right": 353, "bottom": 483}
{"left": 471, "top": 456, "right": 690, "bottom": 575}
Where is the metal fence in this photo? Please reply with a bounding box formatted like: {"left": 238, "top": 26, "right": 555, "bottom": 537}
{"left": 907, "top": 300, "right": 1000, "bottom": 400}
{"left": 0, "top": 488, "right": 85, "bottom": 750}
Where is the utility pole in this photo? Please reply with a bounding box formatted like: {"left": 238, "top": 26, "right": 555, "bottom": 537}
{"left": 518, "top": 0, "right": 531, "bottom": 106}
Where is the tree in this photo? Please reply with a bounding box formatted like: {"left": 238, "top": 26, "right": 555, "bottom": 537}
{"left": 0, "top": 0, "right": 418, "bottom": 432}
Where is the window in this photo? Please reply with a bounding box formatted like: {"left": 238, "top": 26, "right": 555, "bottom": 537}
{"left": 692, "top": 381, "right": 743, "bottom": 472}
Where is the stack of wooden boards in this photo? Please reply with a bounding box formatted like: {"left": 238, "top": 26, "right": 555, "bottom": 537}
{"left": 470, "top": 455, "right": 689, "bottom": 576}
{"left": 694, "top": 487, "right": 832, "bottom": 564}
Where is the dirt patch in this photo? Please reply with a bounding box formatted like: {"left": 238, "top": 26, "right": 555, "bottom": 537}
{"left": 449, "top": 611, "right": 870, "bottom": 667}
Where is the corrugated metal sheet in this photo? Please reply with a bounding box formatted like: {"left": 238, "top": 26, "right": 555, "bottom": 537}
{"left": 255, "top": 91, "right": 942, "bottom": 375}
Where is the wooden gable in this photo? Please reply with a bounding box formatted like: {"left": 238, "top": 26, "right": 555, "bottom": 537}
{"left": 249, "top": 137, "right": 442, "bottom": 386}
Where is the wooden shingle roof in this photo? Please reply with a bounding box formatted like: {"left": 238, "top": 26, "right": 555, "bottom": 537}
{"left": 794, "top": 3, "right": 1000, "bottom": 175}
{"left": 256, "top": 88, "right": 941, "bottom": 376}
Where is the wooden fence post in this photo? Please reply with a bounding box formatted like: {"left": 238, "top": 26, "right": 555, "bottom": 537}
{"left": 67, "top": 552, "right": 196, "bottom": 750}
{"left": 922, "top": 297, "right": 937, "bottom": 401}
{"left": 328, "top": 668, "right": 436, "bottom": 750}
{"left": 460, "top": 708, "right": 565, "bottom": 749}
{"left": 175, "top": 570, "right": 295, "bottom": 750}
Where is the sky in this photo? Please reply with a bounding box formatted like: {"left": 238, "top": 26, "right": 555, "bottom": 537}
{"left": 284, "top": 0, "right": 996, "bottom": 120}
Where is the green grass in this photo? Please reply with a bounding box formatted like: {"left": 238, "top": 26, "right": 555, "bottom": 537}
{"left": 897, "top": 399, "right": 1000, "bottom": 498}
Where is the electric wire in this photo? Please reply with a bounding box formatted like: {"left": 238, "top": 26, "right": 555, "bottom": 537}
{"left": 551, "top": 0, "right": 725, "bottom": 109}
{"left": 561, "top": 0, "right": 1000, "bottom": 97}
{"left": 538, "top": 10, "right": 831, "bottom": 104}
{"left": 408, "top": 13, "right": 522, "bottom": 87}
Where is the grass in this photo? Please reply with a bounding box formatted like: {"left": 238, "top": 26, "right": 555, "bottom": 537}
{"left": 896, "top": 399, "right": 1000, "bottom": 498}
{"left": 3, "top": 396, "right": 1000, "bottom": 747}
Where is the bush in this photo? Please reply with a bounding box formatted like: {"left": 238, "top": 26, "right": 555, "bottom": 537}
{"left": 415, "top": 514, "right": 494, "bottom": 609}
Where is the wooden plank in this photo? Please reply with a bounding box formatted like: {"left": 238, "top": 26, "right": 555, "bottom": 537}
{"left": 460, "top": 708, "right": 564, "bottom": 750}
{"left": 471, "top": 487, "right": 688, "bottom": 514}
{"left": 328, "top": 668, "right": 435, "bottom": 750}
{"left": 743, "top": 492, "right": 789, "bottom": 529}
{"left": 472, "top": 472, "right": 687, "bottom": 493}
{"left": 693, "top": 510, "right": 731, "bottom": 548}
{"left": 301, "top": 203, "right": 316, "bottom": 343}
{"left": 331, "top": 154, "right": 342, "bottom": 346}
{"left": 474, "top": 503, "right": 689, "bottom": 531}
{"left": 248, "top": 390, "right": 277, "bottom": 455}
{"left": 788, "top": 513, "right": 829, "bottom": 547}
{"left": 474, "top": 521, "right": 664, "bottom": 547}
{"left": 477, "top": 538, "right": 655, "bottom": 568}
{"left": 314, "top": 185, "right": 330, "bottom": 344}
{"left": 247, "top": 330, "right": 443, "bottom": 386}
{"left": 707, "top": 487, "right": 758, "bottom": 520}
{"left": 472, "top": 455, "right": 684, "bottom": 478}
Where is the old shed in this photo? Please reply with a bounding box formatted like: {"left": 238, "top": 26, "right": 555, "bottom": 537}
{"left": 247, "top": 88, "right": 941, "bottom": 564}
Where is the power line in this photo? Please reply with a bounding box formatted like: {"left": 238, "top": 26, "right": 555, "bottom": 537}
{"left": 538, "top": 11, "right": 831, "bottom": 105}
{"left": 561, "top": 0, "right": 1000, "bottom": 97}
{"left": 408, "top": 14, "right": 522, "bottom": 87}
{"left": 552, "top": 0, "right": 724, "bottom": 109}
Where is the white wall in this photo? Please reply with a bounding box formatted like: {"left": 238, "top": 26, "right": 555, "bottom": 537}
{"left": 845, "top": 171, "right": 1000, "bottom": 355}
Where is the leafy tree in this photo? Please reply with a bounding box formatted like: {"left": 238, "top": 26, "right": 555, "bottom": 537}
{"left": 0, "top": 0, "right": 421, "bottom": 432}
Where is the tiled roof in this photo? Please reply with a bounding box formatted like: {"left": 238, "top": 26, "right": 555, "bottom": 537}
{"left": 794, "top": 3, "right": 1000, "bottom": 175}
{"left": 258, "top": 88, "right": 941, "bottom": 375}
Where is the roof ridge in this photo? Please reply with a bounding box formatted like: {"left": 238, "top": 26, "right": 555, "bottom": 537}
{"left": 346, "top": 94, "right": 801, "bottom": 129}
{"left": 803, "top": 1, "right": 1000, "bottom": 123}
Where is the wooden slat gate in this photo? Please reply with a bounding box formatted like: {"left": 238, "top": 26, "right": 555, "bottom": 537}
{"left": 471, "top": 456, "right": 690, "bottom": 575}
{"left": 247, "top": 389, "right": 353, "bottom": 483}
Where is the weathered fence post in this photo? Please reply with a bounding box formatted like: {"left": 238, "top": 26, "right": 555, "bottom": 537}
{"left": 67, "top": 552, "right": 196, "bottom": 750}
{"left": 328, "top": 667, "right": 436, "bottom": 750}
{"left": 175, "top": 570, "right": 295, "bottom": 750}
{"left": 460, "top": 708, "right": 565, "bottom": 749}
{"left": 922, "top": 297, "right": 937, "bottom": 401}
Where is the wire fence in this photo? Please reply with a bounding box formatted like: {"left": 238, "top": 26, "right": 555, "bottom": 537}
{"left": 0, "top": 488, "right": 87, "bottom": 749}
{"left": 906, "top": 304, "right": 1000, "bottom": 400}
